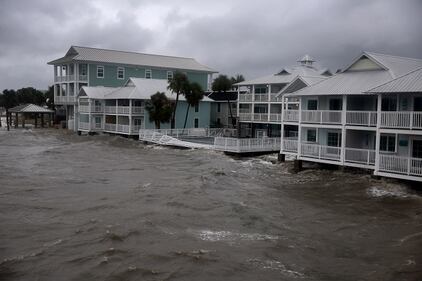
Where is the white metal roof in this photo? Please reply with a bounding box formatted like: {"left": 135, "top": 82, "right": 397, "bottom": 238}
{"left": 286, "top": 52, "right": 422, "bottom": 97}
{"left": 235, "top": 61, "right": 329, "bottom": 86}
{"left": 367, "top": 67, "right": 422, "bottom": 93}
{"left": 79, "top": 78, "right": 213, "bottom": 102}
{"left": 48, "top": 46, "right": 216, "bottom": 73}
{"left": 9, "top": 104, "right": 54, "bottom": 113}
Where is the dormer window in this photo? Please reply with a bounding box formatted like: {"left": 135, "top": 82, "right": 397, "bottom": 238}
{"left": 97, "top": 66, "right": 104, "bottom": 78}
{"left": 117, "top": 67, "right": 125, "bottom": 79}
{"left": 145, "top": 69, "right": 152, "bottom": 79}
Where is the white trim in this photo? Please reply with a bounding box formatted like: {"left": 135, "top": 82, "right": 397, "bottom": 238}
{"left": 97, "top": 65, "right": 104, "bottom": 79}
{"left": 117, "top": 67, "right": 125, "bottom": 80}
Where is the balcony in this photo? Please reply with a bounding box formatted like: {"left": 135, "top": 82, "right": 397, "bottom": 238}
{"left": 105, "top": 106, "right": 145, "bottom": 115}
{"left": 379, "top": 155, "right": 422, "bottom": 176}
{"left": 54, "top": 74, "right": 87, "bottom": 83}
{"left": 239, "top": 94, "right": 253, "bottom": 102}
{"left": 269, "top": 113, "right": 282, "bottom": 122}
{"left": 214, "top": 137, "right": 281, "bottom": 153}
{"left": 301, "top": 110, "right": 342, "bottom": 124}
{"left": 380, "top": 111, "right": 422, "bottom": 129}
{"left": 282, "top": 138, "right": 298, "bottom": 152}
{"left": 54, "top": 95, "right": 77, "bottom": 104}
{"left": 254, "top": 94, "right": 268, "bottom": 102}
{"left": 346, "top": 111, "right": 377, "bottom": 126}
{"left": 270, "top": 93, "right": 282, "bottom": 102}
{"left": 345, "top": 148, "right": 375, "bottom": 165}
{"left": 79, "top": 105, "right": 104, "bottom": 113}
{"left": 300, "top": 143, "right": 341, "bottom": 161}
{"left": 283, "top": 110, "right": 299, "bottom": 122}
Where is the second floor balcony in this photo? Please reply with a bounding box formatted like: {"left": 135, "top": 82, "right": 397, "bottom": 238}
{"left": 54, "top": 74, "right": 88, "bottom": 83}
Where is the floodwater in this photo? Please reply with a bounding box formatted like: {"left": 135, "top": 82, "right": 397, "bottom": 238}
{"left": 0, "top": 129, "right": 421, "bottom": 281}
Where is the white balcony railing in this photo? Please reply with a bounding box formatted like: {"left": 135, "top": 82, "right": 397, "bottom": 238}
{"left": 253, "top": 113, "right": 268, "bottom": 122}
{"left": 238, "top": 94, "right": 253, "bottom": 102}
{"left": 239, "top": 113, "right": 252, "bottom": 121}
{"left": 54, "top": 95, "right": 77, "bottom": 104}
{"left": 214, "top": 137, "right": 281, "bottom": 153}
{"left": 346, "top": 111, "right": 377, "bottom": 126}
{"left": 270, "top": 94, "right": 282, "bottom": 102}
{"left": 301, "top": 110, "right": 342, "bottom": 124}
{"left": 117, "top": 106, "right": 130, "bottom": 114}
{"left": 283, "top": 110, "right": 299, "bottom": 122}
{"left": 282, "top": 139, "right": 298, "bottom": 152}
{"left": 116, "top": 124, "right": 130, "bottom": 133}
{"left": 300, "top": 143, "right": 341, "bottom": 161}
{"left": 132, "top": 106, "right": 145, "bottom": 114}
{"left": 379, "top": 155, "right": 422, "bottom": 176}
{"left": 105, "top": 106, "right": 117, "bottom": 114}
{"left": 104, "top": 123, "right": 117, "bottom": 131}
{"left": 269, "top": 113, "right": 282, "bottom": 122}
{"left": 345, "top": 148, "right": 375, "bottom": 165}
{"left": 79, "top": 105, "right": 103, "bottom": 113}
{"left": 380, "top": 111, "right": 422, "bottom": 129}
{"left": 78, "top": 121, "right": 90, "bottom": 130}
{"left": 79, "top": 75, "right": 88, "bottom": 81}
{"left": 254, "top": 94, "right": 268, "bottom": 102}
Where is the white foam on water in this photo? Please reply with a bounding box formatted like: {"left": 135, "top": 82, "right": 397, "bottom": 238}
{"left": 367, "top": 184, "right": 420, "bottom": 199}
{"left": 248, "top": 258, "right": 305, "bottom": 278}
{"left": 195, "top": 230, "right": 280, "bottom": 242}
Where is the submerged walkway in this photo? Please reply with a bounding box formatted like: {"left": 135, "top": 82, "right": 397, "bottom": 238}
{"left": 139, "top": 128, "right": 281, "bottom": 153}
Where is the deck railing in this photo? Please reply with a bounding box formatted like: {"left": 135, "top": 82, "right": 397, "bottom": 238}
{"left": 346, "top": 111, "right": 377, "bottom": 126}
{"left": 79, "top": 105, "right": 104, "bottom": 113}
{"left": 214, "top": 137, "right": 281, "bottom": 153}
{"left": 54, "top": 95, "right": 77, "bottom": 104}
{"left": 254, "top": 94, "right": 268, "bottom": 102}
{"left": 104, "top": 123, "right": 117, "bottom": 131}
{"left": 345, "top": 148, "right": 375, "bottom": 165}
{"left": 78, "top": 121, "right": 90, "bottom": 130}
{"left": 380, "top": 111, "right": 422, "bottom": 129}
{"left": 301, "top": 110, "right": 342, "bottom": 124}
{"left": 105, "top": 106, "right": 117, "bottom": 114}
{"left": 117, "top": 106, "right": 130, "bottom": 114}
{"left": 300, "top": 143, "right": 341, "bottom": 160}
{"left": 253, "top": 113, "right": 268, "bottom": 122}
{"left": 379, "top": 155, "right": 422, "bottom": 176}
{"left": 238, "top": 94, "right": 253, "bottom": 102}
{"left": 269, "top": 113, "right": 282, "bottom": 122}
{"left": 270, "top": 94, "right": 282, "bottom": 102}
{"left": 116, "top": 124, "right": 130, "bottom": 133}
{"left": 131, "top": 106, "right": 144, "bottom": 114}
{"left": 139, "top": 128, "right": 236, "bottom": 139}
{"left": 282, "top": 139, "right": 298, "bottom": 152}
{"left": 283, "top": 110, "right": 299, "bottom": 122}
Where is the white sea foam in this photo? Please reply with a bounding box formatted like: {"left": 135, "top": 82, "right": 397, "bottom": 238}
{"left": 248, "top": 258, "right": 305, "bottom": 278}
{"left": 367, "top": 184, "right": 419, "bottom": 199}
{"left": 195, "top": 230, "right": 280, "bottom": 242}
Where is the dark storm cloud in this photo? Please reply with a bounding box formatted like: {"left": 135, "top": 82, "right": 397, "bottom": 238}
{"left": 0, "top": 0, "right": 421, "bottom": 89}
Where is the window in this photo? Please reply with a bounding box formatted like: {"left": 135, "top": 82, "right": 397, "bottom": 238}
{"left": 217, "top": 103, "right": 221, "bottom": 113}
{"left": 307, "top": 129, "right": 317, "bottom": 142}
{"left": 145, "top": 69, "right": 152, "bottom": 79}
{"left": 381, "top": 97, "right": 397, "bottom": 111}
{"left": 194, "top": 118, "right": 199, "bottom": 128}
{"left": 167, "top": 71, "right": 173, "bottom": 80}
{"left": 327, "top": 132, "right": 341, "bottom": 147}
{"left": 195, "top": 104, "right": 199, "bottom": 113}
{"left": 329, "top": 99, "right": 342, "bottom": 110}
{"left": 117, "top": 67, "right": 124, "bottom": 79}
{"left": 97, "top": 66, "right": 104, "bottom": 78}
{"left": 307, "top": 99, "right": 318, "bottom": 110}
{"left": 255, "top": 86, "right": 267, "bottom": 94}
{"left": 380, "top": 135, "right": 396, "bottom": 152}
{"left": 80, "top": 64, "right": 87, "bottom": 76}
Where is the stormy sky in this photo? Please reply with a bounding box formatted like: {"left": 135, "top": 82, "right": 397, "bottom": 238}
{"left": 1, "top": 0, "right": 422, "bottom": 90}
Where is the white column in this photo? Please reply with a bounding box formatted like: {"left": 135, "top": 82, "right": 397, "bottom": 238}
{"left": 297, "top": 97, "right": 303, "bottom": 157}
{"left": 374, "top": 94, "right": 382, "bottom": 174}
{"left": 236, "top": 86, "right": 240, "bottom": 118}
{"left": 267, "top": 84, "right": 271, "bottom": 122}
{"left": 116, "top": 100, "right": 118, "bottom": 132}
{"left": 129, "top": 99, "right": 132, "bottom": 135}
{"left": 88, "top": 99, "right": 92, "bottom": 131}
{"left": 340, "top": 95, "right": 347, "bottom": 164}
{"left": 280, "top": 94, "right": 285, "bottom": 152}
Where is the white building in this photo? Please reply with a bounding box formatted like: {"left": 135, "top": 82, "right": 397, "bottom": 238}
{"left": 280, "top": 52, "right": 422, "bottom": 182}
{"left": 235, "top": 55, "right": 331, "bottom": 138}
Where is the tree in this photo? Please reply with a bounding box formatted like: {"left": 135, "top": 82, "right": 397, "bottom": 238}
{"left": 212, "top": 74, "right": 236, "bottom": 128}
{"left": 145, "top": 92, "right": 172, "bottom": 129}
{"left": 1, "top": 89, "right": 18, "bottom": 131}
{"left": 231, "top": 74, "right": 245, "bottom": 85}
{"left": 44, "top": 86, "right": 55, "bottom": 110}
{"left": 183, "top": 82, "right": 204, "bottom": 129}
{"left": 167, "top": 72, "right": 190, "bottom": 129}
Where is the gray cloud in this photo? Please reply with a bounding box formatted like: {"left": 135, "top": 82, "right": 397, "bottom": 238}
{"left": 0, "top": 0, "right": 421, "bottom": 90}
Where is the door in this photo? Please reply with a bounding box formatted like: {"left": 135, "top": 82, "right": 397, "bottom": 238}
{"left": 329, "top": 99, "right": 342, "bottom": 110}
{"left": 412, "top": 139, "right": 422, "bottom": 158}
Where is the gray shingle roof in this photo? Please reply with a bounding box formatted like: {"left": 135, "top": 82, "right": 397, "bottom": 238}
{"left": 286, "top": 52, "right": 422, "bottom": 97}
{"left": 48, "top": 46, "right": 216, "bottom": 73}
{"left": 367, "top": 67, "right": 422, "bottom": 93}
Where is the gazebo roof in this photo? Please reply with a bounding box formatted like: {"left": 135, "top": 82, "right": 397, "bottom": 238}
{"left": 8, "top": 104, "right": 54, "bottom": 113}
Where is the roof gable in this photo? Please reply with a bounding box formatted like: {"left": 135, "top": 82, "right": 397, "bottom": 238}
{"left": 344, "top": 54, "right": 386, "bottom": 72}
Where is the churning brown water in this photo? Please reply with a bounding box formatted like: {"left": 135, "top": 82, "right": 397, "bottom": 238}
{"left": 0, "top": 129, "right": 421, "bottom": 281}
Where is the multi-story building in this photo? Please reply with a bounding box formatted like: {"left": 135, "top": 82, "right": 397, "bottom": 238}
{"left": 207, "top": 90, "right": 240, "bottom": 128}
{"left": 280, "top": 52, "right": 422, "bottom": 182}
{"left": 48, "top": 46, "right": 216, "bottom": 130}
{"left": 235, "top": 55, "right": 331, "bottom": 138}
{"left": 77, "top": 78, "right": 212, "bottom": 135}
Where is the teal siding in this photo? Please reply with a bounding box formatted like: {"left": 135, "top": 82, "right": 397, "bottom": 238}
{"left": 144, "top": 100, "right": 211, "bottom": 129}
{"left": 187, "top": 72, "right": 208, "bottom": 90}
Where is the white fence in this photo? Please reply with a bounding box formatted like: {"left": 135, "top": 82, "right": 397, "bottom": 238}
{"left": 282, "top": 139, "right": 298, "bottom": 152}
{"left": 346, "top": 111, "right": 377, "bottom": 126}
{"left": 214, "top": 137, "right": 281, "bottom": 153}
{"left": 283, "top": 110, "right": 299, "bottom": 122}
{"left": 344, "top": 148, "right": 375, "bottom": 165}
{"left": 239, "top": 94, "right": 253, "bottom": 102}
{"left": 379, "top": 155, "right": 422, "bottom": 176}
{"left": 301, "top": 110, "right": 342, "bottom": 124}
{"left": 55, "top": 95, "right": 76, "bottom": 104}
{"left": 139, "top": 128, "right": 236, "bottom": 139}
{"left": 300, "top": 143, "right": 341, "bottom": 160}
{"left": 380, "top": 111, "right": 422, "bottom": 129}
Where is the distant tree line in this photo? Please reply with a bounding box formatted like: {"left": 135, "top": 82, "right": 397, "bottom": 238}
{"left": 0, "top": 86, "right": 54, "bottom": 110}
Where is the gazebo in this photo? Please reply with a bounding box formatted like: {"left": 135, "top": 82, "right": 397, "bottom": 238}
{"left": 7, "top": 104, "right": 54, "bottom": 128}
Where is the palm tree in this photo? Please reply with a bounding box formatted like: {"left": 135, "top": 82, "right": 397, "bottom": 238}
{"left": 212, "top": 74, "right": 236, "bottom": 128}
{"left": 1, "top": 89, "right": 18, "bottom": 131}
{"left": 167, "top": 72, "right": 190, "bottom": 129}
{"left": 183, "top": 82, "right": 204, "bottom": 130}
{"left": 145, "top": 92, "right": 172, "bottom": 129}
{"left": 230, "top": 74, "right": 245, "bottom": 86}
